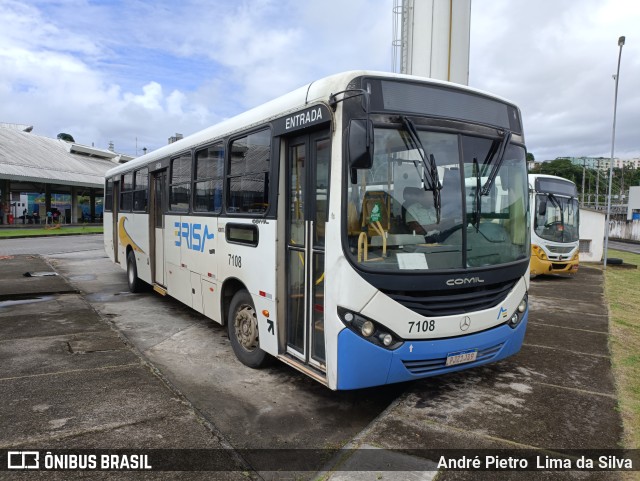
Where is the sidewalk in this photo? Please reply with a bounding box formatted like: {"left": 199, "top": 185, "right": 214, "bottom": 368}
{"left": 0, "top": 255, "right": 247, "bottom": 479}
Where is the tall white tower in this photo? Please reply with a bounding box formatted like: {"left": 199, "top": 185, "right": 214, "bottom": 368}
{"left": 393, "top": 0, "right": 471, "bottom": 85}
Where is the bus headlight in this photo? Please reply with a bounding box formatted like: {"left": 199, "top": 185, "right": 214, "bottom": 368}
{"left": 508, "top": 294, "right": 528, "bottom": 329}
{"left": 361, "top": 320, "right": 375, "bottom": 337}
{"left": 380, "top": 333, "right": 394, "bottom": 346}
{"left": 517, "top": 296, "right": 527, "bottom": 313}
{"left": 338, "top": 307, "right": 403, "bottom": 350}
{"left": 532, "top": 244, "right": 547, "bottom": 260}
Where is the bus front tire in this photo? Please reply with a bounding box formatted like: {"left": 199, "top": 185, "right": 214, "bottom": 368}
{"left": 126, "top": 250, "right": 143, "bottom": 293}
{"left": 228, "top": 290, "right": 270, "bottom": 369}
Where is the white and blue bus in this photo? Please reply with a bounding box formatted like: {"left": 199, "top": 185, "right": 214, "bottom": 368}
{"left": 104, "top": 71, "right": 530, "bottom": 390}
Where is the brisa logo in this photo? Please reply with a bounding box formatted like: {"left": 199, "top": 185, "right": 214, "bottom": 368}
{"left": 174, "top": 222, "right": 215, "bottom": 252}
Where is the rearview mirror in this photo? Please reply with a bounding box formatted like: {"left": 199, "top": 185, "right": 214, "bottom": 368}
{"left": 347, "top": 119, "right": 374, "bottom": 171}
{"left": 538, "top": 198, "right": 547, "bottom": 216}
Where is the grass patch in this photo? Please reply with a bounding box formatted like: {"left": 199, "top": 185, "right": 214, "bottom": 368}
{"left": 0, "top": 226, "right": 103, "bottom": 238}
{"left": 603, "top": 249, "right": 640, "bottom": 451}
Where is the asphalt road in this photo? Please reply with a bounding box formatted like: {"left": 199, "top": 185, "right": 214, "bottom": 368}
{"left": 607, "top": 239, "right": 640, "bottom": 255}
{"left": 0, "top": 234, "right": 105, "bottom": 256}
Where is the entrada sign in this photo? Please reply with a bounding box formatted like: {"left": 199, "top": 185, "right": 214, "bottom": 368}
{"left": 272, "top": 104, "right": 331, "bottom": 136}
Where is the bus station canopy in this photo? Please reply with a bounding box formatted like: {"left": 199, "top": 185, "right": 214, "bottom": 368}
{"left": 0, "top": 125, "right": 133, "bottom": 189}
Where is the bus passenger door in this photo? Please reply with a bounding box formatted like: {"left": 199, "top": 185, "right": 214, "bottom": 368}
{"left": 151, "top": 169, "right": 167, "bottom": 286}
{"left": 112, "top": 180, "right": 120, "bottom": 264}
{"left": 285, "top": 131, "right": 330, "bottom": 370}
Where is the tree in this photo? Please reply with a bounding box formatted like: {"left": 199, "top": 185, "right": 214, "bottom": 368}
{"left": 57, "top": 133, "right": 75, "bottom": 142}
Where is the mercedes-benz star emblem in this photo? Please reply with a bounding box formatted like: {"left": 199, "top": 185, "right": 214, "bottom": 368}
{"left": 460, "top": 316, "right": 471, "bottom": 331}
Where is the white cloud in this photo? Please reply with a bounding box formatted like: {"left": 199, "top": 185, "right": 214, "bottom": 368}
{"left": 0, "top": 0, "right": 637, "bottom": 161}
{"left": 124, "top": 82, "right": 164, "bottom": 111}
{"left": 470, "top": 0, "right": 640, "bottom": 160}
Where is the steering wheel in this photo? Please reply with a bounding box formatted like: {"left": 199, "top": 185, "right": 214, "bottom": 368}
{"left": 544, "top": 221, "right": 563, "bottom": 229}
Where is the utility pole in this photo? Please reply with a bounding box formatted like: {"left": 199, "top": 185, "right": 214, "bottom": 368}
{"left": 595, "top": 159, "right": 600, "bottom": 209}
{"left": 604, "top": 35, "right": 626, "bottom": 270}
{"left": 581, "top": 159, "right": 586, "bottom": 206}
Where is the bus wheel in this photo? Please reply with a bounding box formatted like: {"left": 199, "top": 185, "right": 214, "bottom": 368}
{"left": 228, "top": 290, "right": 269, "bottom": 368}
{"left": 126, "top": 250, "right": 143, "bottom": 293}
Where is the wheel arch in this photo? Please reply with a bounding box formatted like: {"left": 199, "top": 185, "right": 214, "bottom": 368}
{"left": 220, "top": 277, "right": 249, "bottom": 326}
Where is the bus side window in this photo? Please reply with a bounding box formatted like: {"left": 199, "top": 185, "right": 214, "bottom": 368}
{"left": 133, "top": 168, "right": 148, "bottom": 212}
{"left": 120, "top": 172, "right": 133, "bottom": 212}
{"left": 194, "top": 143, "right": 224, "bottom": 213}
{"left": 170, "top": 153, "right": 191, "bottom": 212}
{"left": 226, "top": 129, "right": 271, "bottom": 215}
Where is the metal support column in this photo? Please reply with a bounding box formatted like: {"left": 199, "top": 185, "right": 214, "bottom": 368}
{"left": 90, "top": 189, "right": 96, "bottom": 222}
{"left": 0, "top": 179, "right": 10, "bottom": 224}
{"left": 71, "top": 186, "right": 78, "bottom": 224}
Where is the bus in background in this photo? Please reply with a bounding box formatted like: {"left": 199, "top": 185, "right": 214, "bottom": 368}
{"left": 104, "top": 71, "right": 530, "bottom": 390}
{"left": 529, "top": 174, "right": 579, "bottom": 277}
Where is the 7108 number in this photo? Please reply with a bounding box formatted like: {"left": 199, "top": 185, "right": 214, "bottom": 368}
{"left": 409, "top": 320, "right": 435, "bottom": 333}
{"left": 228, "top": 254, "right": 242, "bottom": 268}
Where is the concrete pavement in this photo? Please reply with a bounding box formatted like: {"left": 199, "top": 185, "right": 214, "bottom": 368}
{"left": 322, "top": 266, "right": 626, "bottom": 480}
{"left": 0, "top": 251, "right": 629, "bottom": 479}
{"left": 0, "top": 254, "right": 248, "bottom": 479}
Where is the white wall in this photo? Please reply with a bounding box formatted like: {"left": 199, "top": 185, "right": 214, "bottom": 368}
{"left": 610, "top": 220, "right": 640, "bottom": 242}
{"left": 579, "top": 208, "right": 605, "bottom": 262}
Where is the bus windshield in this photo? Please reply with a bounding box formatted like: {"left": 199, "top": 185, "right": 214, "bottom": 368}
{"left": 345, "top": 125, "right": 529, "bottom": 271}
{"left": 534, "top": 193, "right": 579, "bottom": 243}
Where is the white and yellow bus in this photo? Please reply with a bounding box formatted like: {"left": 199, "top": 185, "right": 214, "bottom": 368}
{"left": 104, "top": 71, "right": 530, "bottom": 390}
{"left": 529, "top": 174, "right": 579, "bottom": 277}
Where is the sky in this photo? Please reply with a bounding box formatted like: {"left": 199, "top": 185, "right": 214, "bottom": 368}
{"left": 0, "top": 0, "right": 638, "bottom": 162}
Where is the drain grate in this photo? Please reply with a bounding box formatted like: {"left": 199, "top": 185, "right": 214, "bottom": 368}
{"left": 66, "top": 338, "right": 127, "bottom": 354}
{"left": 23, "top": 271, "right": 59, "bottom": 277}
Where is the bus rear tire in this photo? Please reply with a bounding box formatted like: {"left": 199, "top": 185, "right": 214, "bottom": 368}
{"left": 228, "top": 290, "right": 270, "bottom": 368}
{"left": 126, "top": 250, "right": 143, "bottom": 293}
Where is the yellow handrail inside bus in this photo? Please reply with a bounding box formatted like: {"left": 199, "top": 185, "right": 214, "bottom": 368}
{"left": 369, "top": 221, "right": 387, "bottom": 257}
{"left": 357, "top": 231, "right": 368, "bottom": 263}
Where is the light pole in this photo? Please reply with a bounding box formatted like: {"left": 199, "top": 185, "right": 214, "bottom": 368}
{"left": 603, "top": 35, "right": 625, "bottom": 270}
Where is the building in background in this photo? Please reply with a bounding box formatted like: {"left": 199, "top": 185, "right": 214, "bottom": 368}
{"left": 568, "top": 156, "right": 640, "bottom": 170}
{"left": 0, "top": 123, "right": 134, "bottom": 225}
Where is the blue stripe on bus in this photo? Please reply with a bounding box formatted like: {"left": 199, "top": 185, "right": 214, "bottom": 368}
{"left": 336, "top": 311, "right": 528, "bottom": 390}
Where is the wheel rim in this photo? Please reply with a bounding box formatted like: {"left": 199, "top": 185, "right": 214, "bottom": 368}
{"left": 233, "top": 303, "right": 258, "bottom": 352}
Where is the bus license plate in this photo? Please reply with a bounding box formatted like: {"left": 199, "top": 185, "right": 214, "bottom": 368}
{"left": 446, "top": 349, "right": 478, "bottom": 366}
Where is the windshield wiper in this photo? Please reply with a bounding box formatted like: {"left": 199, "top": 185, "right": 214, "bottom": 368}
{"left": 400, "top": 116, "right": 442, "bottom": 221}
{"left": 473, "top": 157, "right": 481, "bottom": 231}
{"left": 481, "top": 130, "right": 512, "bottom": 196}
{"left": 547, "top": 193, "right": 565, "bottom": 242}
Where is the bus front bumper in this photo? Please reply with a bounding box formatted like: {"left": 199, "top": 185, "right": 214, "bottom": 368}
{"left": 530, "top": 255, "right": 578, "bottom": 277}
{"left": 336, "top": 312, "right": 528, "bottom": 390}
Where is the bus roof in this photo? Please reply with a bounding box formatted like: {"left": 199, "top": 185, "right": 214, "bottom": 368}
{"left": 106, "top": 70, "right": 519, "bottom": 178}
{"left": 528, "top": 173, "right": 577, "bottom": 188}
